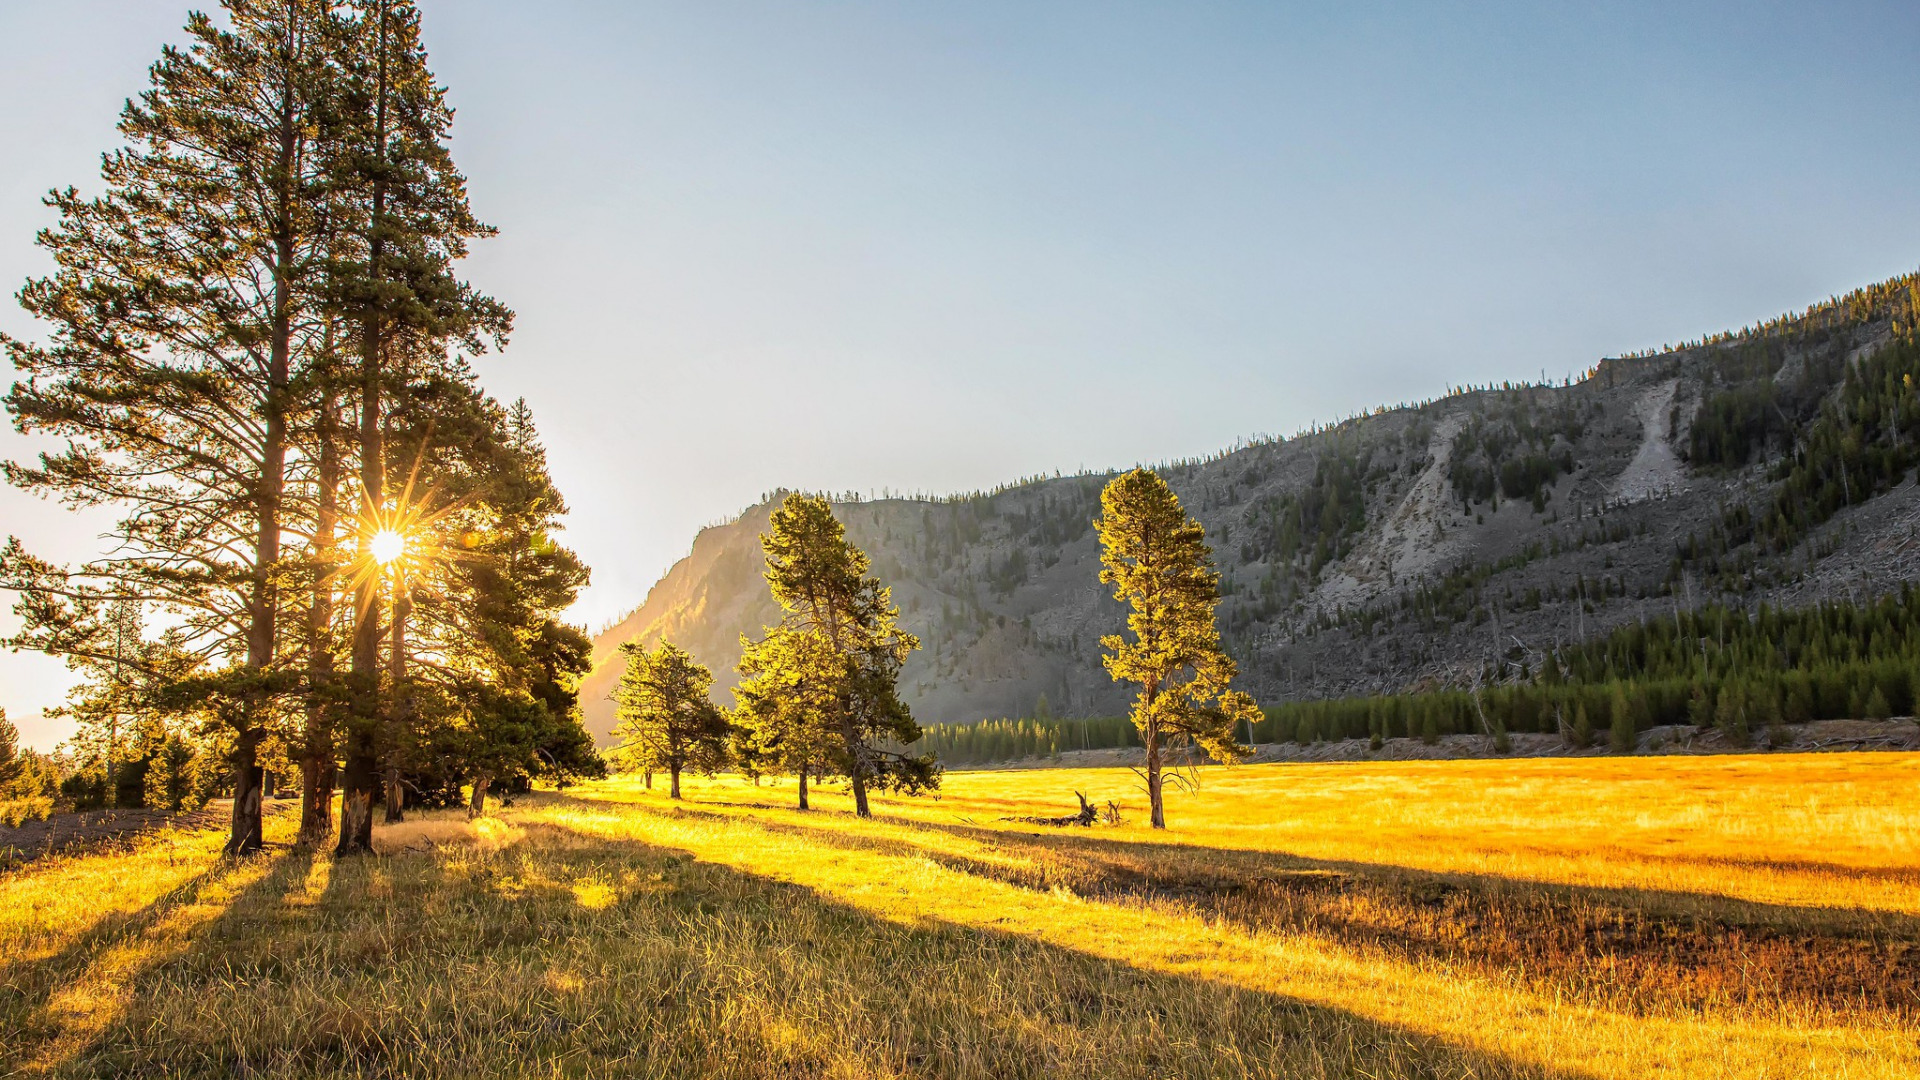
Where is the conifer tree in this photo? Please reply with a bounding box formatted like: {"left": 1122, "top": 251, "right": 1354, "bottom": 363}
{"left": 1609, "top": 684, "right": 1634, "bottom": 753}
{"left": 2, "top": 0, "right": 342, "bottom": 855}
{"left": 1094, "top": 469, "right": 1254, "bottom": 829}
{"left": 734, "top": 494, "right": 936, "bottom": 816}
{"left": 613, "top": 641, "right": 730, "bottom": 799}
{"left": 732, "top": 625, "right": 839, "bottom": 809}
{"left": 0, "top": 709, "right": 18, "bottom": 794}
{"left": 1865, "top": 685, "right": 1892, "bottom": 720}
{"left": 368, "top": 384, "right": 597, "bottom": 817}
{"left": 325, "top": 0, "right": 511, "bottom": 853}
{"left": 1716, "top": 684, "right": 1749, "bottom": 746}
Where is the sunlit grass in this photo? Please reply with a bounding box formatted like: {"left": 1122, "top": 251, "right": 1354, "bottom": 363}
{"left": 1, "top": 753, "right": 1914, "bottom": 1077}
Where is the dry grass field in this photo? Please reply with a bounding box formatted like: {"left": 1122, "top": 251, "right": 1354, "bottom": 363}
{"left": 2, "top": 753, "right": 1916, "bottom": 1078}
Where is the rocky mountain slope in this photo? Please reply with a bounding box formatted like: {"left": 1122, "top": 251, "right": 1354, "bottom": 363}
{"left": 581, "top": 275, "right": 1920, "bottom": 741}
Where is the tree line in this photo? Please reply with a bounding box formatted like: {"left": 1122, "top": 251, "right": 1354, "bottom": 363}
{"left": 1, "top": 1, "right": 598, "bottom": 854}
{"left": 1257, "top": 586, "right": 1920, "bottom": 750}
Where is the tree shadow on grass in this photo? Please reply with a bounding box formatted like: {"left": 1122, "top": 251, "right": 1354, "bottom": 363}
{"left": 600, "top": 794, "right": 1920, "bottom": 1021}
{"left": 0, "top": 850, "right": 265, "bottom": 1073}
{"left": 48, "top": 814, "right": 1591, "bottom": 1080}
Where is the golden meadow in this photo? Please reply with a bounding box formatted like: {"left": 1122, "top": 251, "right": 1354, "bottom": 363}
{"left": 4, "top": 753, "right": 1915, "bottom": 1078}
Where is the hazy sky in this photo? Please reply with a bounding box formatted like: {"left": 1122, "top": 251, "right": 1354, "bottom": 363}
{"left": 5, "top": 1, "right": 1920, "bottom": 746}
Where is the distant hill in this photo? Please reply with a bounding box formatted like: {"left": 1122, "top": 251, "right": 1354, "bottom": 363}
{"left": 582, "top": 273, "right": 1920, "bottom": 742}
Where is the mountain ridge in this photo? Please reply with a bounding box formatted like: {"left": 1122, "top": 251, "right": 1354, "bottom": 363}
{"left": 581, "top": 273, "right": 1920, "bottom": 743}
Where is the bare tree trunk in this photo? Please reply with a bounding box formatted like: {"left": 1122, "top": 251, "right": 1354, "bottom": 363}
{"left": 669, "top": 764, "right": 682, "bottom": 800}
{"left": 467, "top": 771, "right": 491, "bottom": 819}
{"left": 643, "top": 768, "right": 652, "bottom": 790}
{"left": 842, "top": 713, "right": 872, "bottom": 818}
{"left": 231, "top": 8, "right": 309, "bottom": 858}
{"left": 797, "top": 764, "right": 810, "bottom": 811}
{"left": 338, "top": 782, "right": 373, "bottom": 854}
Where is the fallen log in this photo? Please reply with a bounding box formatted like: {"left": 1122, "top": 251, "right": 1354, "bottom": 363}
{"left": 1001, "top": 791, "right": 1097, "bottom": 827}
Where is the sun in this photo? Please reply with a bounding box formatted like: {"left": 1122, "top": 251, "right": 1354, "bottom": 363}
{"left": 369, "top": 528, "right": 408, "bottom": 566}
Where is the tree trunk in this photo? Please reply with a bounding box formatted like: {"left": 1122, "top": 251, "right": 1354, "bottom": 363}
{"left": 298, "top": 757, "right": 334, "bottom": 845}
{"left": 383, "top": 767, "right": 405, "bottom": 823}
{"left": 467, "top": 771, "right": 491, "bottom": 819}
{"left": 841, "top": 711, "right": 872, "bottom": 818}
{"left": 382, "top": 572, "right": 410, "bottom": 826}
{"left": 337, "top": 1, "right": 391, "bottom": 858}
{"left": 300, "top": 386, "right": 341, "bottom": 849}
{"left": 338, "top": 770, "right": 374, "bottom": 855}
{"left": 229, "top": 18, "right": 301, "bottom": 859}
{"left": 1146, "top": 721, "right": 1166, "bottom": 830}
{"left": 850, "top": 768, "right": 870, "bottom": 818}
{"left": 224, "top": 732, "right": 267, "bottom": 855}
{"left": 669, "top": 764, "right": 682, "bottom": 800}
{"left": 797, "top": 765, "right": 810, "bottom": 811}
{"left": 643, "top": 768, "right": 652, "bottom": 790}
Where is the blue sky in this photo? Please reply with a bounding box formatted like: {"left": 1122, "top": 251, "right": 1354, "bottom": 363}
{"left": 4, "top": 1, "right": 1920, "bottom": 746}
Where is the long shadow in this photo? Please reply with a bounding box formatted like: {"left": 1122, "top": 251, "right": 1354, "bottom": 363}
{"left": 31, "top": 810, "right": 1594, "bottom": 1080}
{"left": 580, "top": 793, "right": 1920, "bottom": 1020}
{"left": 1615, "top": 847, "right": 1920, "bottom": 887}
{"left": 0, "top": 842, "right": 308, "bottom": 1075}
{"left": 0, "top": 861, "right": 242, "bottom": 1062}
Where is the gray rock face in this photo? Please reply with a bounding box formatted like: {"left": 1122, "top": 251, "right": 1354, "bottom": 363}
{"left": 582, "top": 314, "right": 1920, "bottom": 743}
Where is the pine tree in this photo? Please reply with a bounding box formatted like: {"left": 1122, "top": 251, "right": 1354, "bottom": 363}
{"left": 326, "top": 0, "right": 512, "bottom": 853}
{"left": 1689, "top": 683, "right": 1714, "bottom": 728}
{"left": 734, "top": 495, "right": 936, "bottom": 816}
{"left": 1716, "top": 683, "right": 1750, "bottom": 746}
{"left": 1, "top": 0, "right": 344, "bottom": 855}
{"left": 0, "top": 709, "right": 19, "bottom": 795}
{"left": 1095, "top": 469, "right": 1255, "bottom": 829}
{"left": 733, "top": 625, "right": 839, "bottom": 809}
{"left": 1609, "top": 684, "right": 1634, "bottom": 753}
{"left": 613, "top": 642, "right": 731, "bottom": 799}
{"left": 1572, "top": 702, "right": 1592, "bottom": 748}
{"left": 378, "top": 388, "right": 597, "bottom": 818}
{"left": 144, "top": 736, "right": 215, "bottom": 814}
{"left": 1866, "top": 685, "right": 1892, "bottom": 720}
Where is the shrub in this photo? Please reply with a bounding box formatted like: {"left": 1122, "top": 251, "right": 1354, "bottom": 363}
{"left": 0, "top": 797, "right": 53, "bottom": 828}
{"left": 59, "top": 769, "right": 109, "bottom": 811}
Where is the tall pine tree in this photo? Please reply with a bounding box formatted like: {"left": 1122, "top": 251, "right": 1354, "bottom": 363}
{"left": 2, "top": 1, "right": 341, "bottom": 853}
{"left": 1095, "top": 469, "right": 1255, "bottom": 829}
{"left": 734, "top": 494, "right": 935, "bottom": 817}
{"left": 325, "top": 0, "right": 510, "bottom": 853}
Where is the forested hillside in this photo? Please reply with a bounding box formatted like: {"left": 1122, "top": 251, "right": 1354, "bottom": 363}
{"left": 585, "top": 274, "right": 1920, "bottom": 740}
